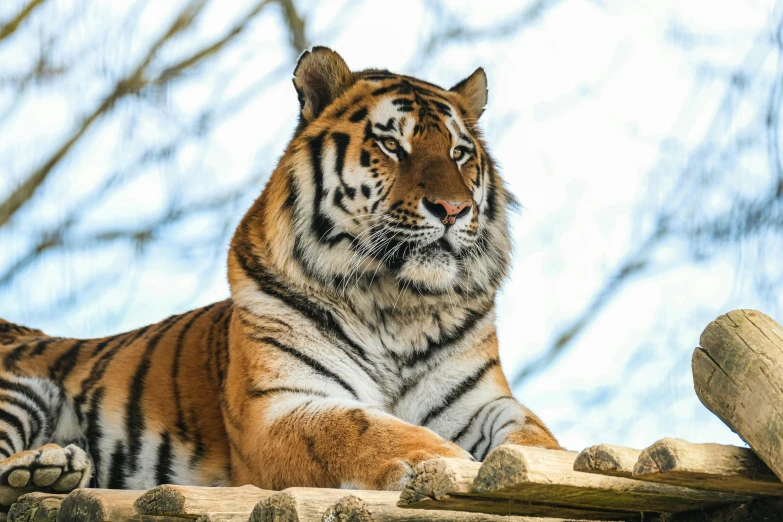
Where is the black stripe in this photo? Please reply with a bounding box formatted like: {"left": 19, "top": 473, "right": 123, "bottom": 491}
{"left": 91, "top": 336, "right": 116, "bottom": 357}
{"left": 360, "top": 150, "right": 371, "bottom": 168}
{"left": 172, "top": 306, "right": 213, "bottom": 440}
{"left": 0, "top": 377, "right": 49, "bottom": 413}
{"left": 31, "top": 338, "right": 55, "bottom": 357}
{"left": 257, "top": 336, "right": 358, "bottom": 399}
{"left": 396, "top": 306, "right": 493, "bottom": 368}
{"left": 0, "top": 433, "right": 14, "bottom": 456}
{"left": 85, "top": 387, "right": 104, "bottom": 485}
{"left": 349, "top": 107, "right": 368, "bottom": 122}
{"left": 50, "top": 340, "right": 85, "bottom": 382}
{"left": 308, "top": 132, "right": 335, "bottom": 241}
{"left": 0, "top": 446, "right": 9, "bottom": 459}
{"left": 332, "top": 132, "right": 355, "bottom": 199}
{"left": 215, "top": 306, "right": 232, "bottom": 386}
{"left": 190, "top": 428, "right": 205, "bottom": 468}
{"left": 232, "top": 230, "right": 378, "bottom": 379}
{"left": 249, "top": 387, "right": 328, "bottom": 399}
{"left": 451, "top": 396, "right": 514, "bottom": 443}
{"left": 490, "top": 418, "right": 518, "bottom": 448}
{"left": 155, "top": 432, "right": 174, "bottom": 485}
{"left": 73, "top": 321, "right": 163, "bottom": 422}
{"left": 468, "top": 401, "right": 508, "bottom": 456}
{"left": 420, "top": 359, "right": 499, "bottom": 426}
{"left": 0, "top": 393, "right": 45, "bottom": 443}
{"left": 476, "top": 405, "right": 509, "bottom": 460}
{"left": 125, "top": 313, "right": 186, "bottom": 474}
{"left": 3, "top": 343, "right": 30, "bottom": 371}
{"left": 0, "top": 409, "right": 28, "bottom": 449}
{"left": 107, "top": 441, "right": 127, "bottom": 489}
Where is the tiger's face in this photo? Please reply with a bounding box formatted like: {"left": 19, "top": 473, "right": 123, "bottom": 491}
{"left": 282, "top": 48, "right": 511, "bottom": 297}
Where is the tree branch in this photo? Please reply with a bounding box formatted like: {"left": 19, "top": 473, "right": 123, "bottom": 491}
{"left": 0, "top": 0, "right": 45, "bottom": 42}
{"left": 0, "top": 0, "right": 208, "bottom": 230}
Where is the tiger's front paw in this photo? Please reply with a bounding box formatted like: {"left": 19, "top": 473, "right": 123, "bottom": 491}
{"left": 0, "top": 444, "right": 91, "bottom": 507}
{"left": 374, "top": 436, "right": 473, "bottom": 490}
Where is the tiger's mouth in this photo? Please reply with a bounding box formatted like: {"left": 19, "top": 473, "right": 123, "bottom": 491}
{"left": 369, "top": 234, "right": 456, "bottom": 270}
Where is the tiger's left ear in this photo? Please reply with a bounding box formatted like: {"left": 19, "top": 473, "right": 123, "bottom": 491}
{"left": 293, "top": 47, "right": 354, "bottom": 123}
{"left": 449, "top": 68, "right": 488, "bottom": 119}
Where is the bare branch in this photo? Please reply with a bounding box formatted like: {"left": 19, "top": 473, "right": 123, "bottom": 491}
{"left": 0, "top": 0, "right": 208, "bottom": 230}
{"left": 153, "top": 0, "right": 276, "bottom": 85}
{"left": 275, "top": 0, "right": 308, "bottom": 54}
{"left": 0, "top": 0, "right": 45, "bottom": 42}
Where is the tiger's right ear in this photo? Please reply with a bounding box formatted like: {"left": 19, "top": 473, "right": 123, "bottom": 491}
{"left": 293, "top": 47, "right": 354, "bottom": 123}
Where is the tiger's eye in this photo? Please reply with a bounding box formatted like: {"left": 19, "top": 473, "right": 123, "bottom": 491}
{"left": 383, "top": 138, "right": 399, "bottom": 152}
{"left": 453, "top": 148, "right": 464, "bottom": 160}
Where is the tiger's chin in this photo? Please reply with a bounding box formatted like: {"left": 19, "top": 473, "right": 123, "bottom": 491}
{"left": 396, "top": 247, "right": 459, "bottom": 292}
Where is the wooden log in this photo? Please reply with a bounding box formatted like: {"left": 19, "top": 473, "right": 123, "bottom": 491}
{"left": 56, "top": 489, "right": 144, "bottom": 522}
{"left": 632, "top": 438, "right": 783, "bottom": 496}
{"left": 7, "top": 493, "right": 64, "bottom": 522}
{"left": 693, "top": 309, "right": 783, "bottom": 482}
{"left": 472, "top": 446, "right": 752, "bottom": 516}
{"left": 135, "top": 485, "right": 272, "bottom": 518}
{"left": 573, "top": 444, "right": 641, "bottom": 478}
{"left": 324, "top": 492, "right": 592, "bottom": 521}
{"left": 251, "top": 488, "right": 364, "bottom": 522}
{"left": 398, "top": 457, "right": 630, "bottom": 520}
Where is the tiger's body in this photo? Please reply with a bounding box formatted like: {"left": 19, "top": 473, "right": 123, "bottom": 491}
{"left": 0, "top": 48, "right": 559, "bottom": 504}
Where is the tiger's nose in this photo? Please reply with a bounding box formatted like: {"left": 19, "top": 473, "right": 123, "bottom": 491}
{"left": 422, "top": 198, "right": 472, "bottom": 226}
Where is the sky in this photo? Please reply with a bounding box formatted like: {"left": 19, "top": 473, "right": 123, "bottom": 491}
{"left": 1, "top": 0, "right": 780, "bottom": 452}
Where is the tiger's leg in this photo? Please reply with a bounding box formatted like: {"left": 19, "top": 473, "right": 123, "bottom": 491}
{"left": 0, "top": 324, "right": 92, "bottom": 507}
{"left": 227, "top": 393, "right": 473, "bottom": 491}
{"left": 393, "top": 331, "right": 561, "bottom": 461}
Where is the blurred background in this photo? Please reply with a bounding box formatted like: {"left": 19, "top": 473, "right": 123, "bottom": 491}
{"left": 1, "top": 0, "right": 781, "bottom": 451}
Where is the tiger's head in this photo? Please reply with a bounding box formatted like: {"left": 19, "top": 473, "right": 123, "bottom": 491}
{"left": 231, "top": 47, "right": 514, "bottom": 303}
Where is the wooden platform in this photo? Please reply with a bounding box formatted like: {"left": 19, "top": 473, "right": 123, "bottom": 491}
{"left": 6, "top": 436, "right": 782, "bottom": 522}
{"left": 5, "top": 309, "right": 783, "bottom": 521}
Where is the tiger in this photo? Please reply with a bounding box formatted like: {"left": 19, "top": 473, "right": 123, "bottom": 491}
{"left": 0, "top": 47, "right": 559, "bottom": 506}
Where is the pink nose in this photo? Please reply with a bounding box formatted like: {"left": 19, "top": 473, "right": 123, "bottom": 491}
{"left": 423, "top": 198, "right": 473, "bottom": 225}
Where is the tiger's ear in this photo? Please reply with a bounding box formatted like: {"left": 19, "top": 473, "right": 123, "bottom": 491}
{"left": 293, "top": 47, "right": 354, "bottom": 122}
{"left": 449, "top": 67, "right": 488, "bottom": 119}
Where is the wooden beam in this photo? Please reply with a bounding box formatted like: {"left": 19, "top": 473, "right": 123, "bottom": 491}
{"left": 324, "top": 492, "right": 576, "bottom": 521}
{"left": 693, "top": 309, "right": 783, "bottom": 482}
{"left": 632, "top": 438, "right": 783, "bottom": 496}
{"left": 414, "top": 446, "right": 749, "bottom": 519}
{"left": 7, "top": 492, "right": 64, "bottom": 522}
{"left": 135, "top": 484, "right": 272, "bottom": 518}
{"left": 573, "top": 444, "right": 641, "bottom": 478}
{"left": 56, "top": 489, "right": 144, "bottom": 522}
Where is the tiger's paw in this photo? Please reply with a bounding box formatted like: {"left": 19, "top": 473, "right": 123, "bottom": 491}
{"left": 0, "top": 443, "right": 91, "bottom": 507}
{"left": 374, "top": 438, "right": 473, "bottom": 490}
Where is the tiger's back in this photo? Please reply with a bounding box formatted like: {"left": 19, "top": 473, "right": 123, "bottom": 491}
{"left": 0, "top": 301, "right": 233, "bottom": 491}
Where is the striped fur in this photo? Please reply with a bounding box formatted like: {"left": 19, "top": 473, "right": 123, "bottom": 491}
{"left": 0, "top": 48, "right": 558, "bottom": 500}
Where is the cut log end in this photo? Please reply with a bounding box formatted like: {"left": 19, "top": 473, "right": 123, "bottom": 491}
{"left": 57, "top": 490, "right": 109, "bottom": 522}
{"left": 574, "top": 444, "right": 640, "bottom": 478}
{"left": 398, "top": 458, "right": 480, "bottom": 506}
{"left": 471, "top": 445, "right": 530, "bottom": 493}
{"left": 322, "top": 495, "right": 374, "bottom": 522}
{"left": 134, "top": 486, "right": 187, "bottom": 516}
{"left": 250, "top": 492, "right": 298, "bottom": 522}
{"left": 7, "top": 492, "right": 64, "bottom": 522}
